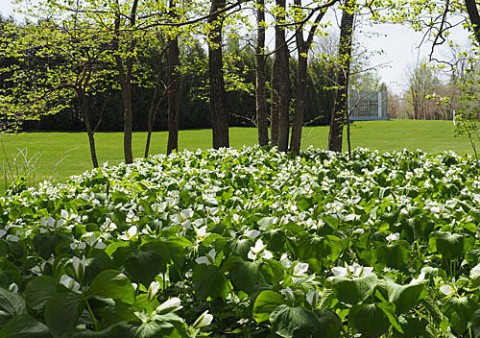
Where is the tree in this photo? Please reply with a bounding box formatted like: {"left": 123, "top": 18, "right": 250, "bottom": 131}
{"left": 0, "top": 8, "right": 113, "bottom": 168}
{"left": 112, "top": 0, "right": 139, "bottom": 164}
{"left": 255, "top": 0, "right": 269, "bottom": 146}
{"left": 328, "top": 0, "right": 355, "bottom": 152}
{"left": 270, "top": 0, "right": 291, "bottom": 152}
{"left": 208, "top": 0, "right": 229, "bottom": 149}
{"left": 405, "top": 63, "right": 441, "bottom": 120}
{"left": 290, "top": 0, "right": 338, "bottom": 153}
{"left": 167, "top": 0, "right": 181, "bottom": 154}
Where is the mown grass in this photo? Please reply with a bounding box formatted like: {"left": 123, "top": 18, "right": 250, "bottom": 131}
{"left": 0, "top": 119, "right": 474, "bottom": 191}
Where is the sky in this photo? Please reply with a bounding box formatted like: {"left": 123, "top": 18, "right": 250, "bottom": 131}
{"left": 0, "top": 0, "right": 473, "bottom": 94}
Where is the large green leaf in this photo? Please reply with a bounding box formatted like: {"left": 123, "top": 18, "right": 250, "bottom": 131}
{"left": 376, "top": 240, "right": 410, "bottom": 269}
{"left": 330, "top": 274, "right": 377, "bottom": 305}
{"left": 314, "top": 309, "right": 343, "bottom": 338}
{"left": 0, "top": 287, "right": 26, "bottom": 317}
{"left": 270, "top": 305, "right": 319, "bottom": 338}
{"left": 24, "top": 276, "right": 58, "bottom": 314}
{"left": 253, "top": 290, "right": 286, "bottom": 323}
{"left": 297, "top": 235, "right": 343, "bottom": 263}
{"left": 387, "top": 281, "right": 426, "bottom": 314}
{"left": 166, "top": 237, "right": 192, "bottom": 268}
{"left": 33, "top": 233, "right": 69, "bottom": 260}
{"left": 350, "top": 303, "right": 390, "bottom": 338}
{"left": 435, "top": 233, "right": 465, "bottom": 259}
{"left": 124, "top": 246, "right": 165, "bottom": 286}
{"left": 472, "top": 309, "right": 480, "bottom": 338}
{"left": 0, "top": 314, "right": 50, "bottom": 338}
{"left": 444, "top": 296, "right": 477, "bottom": 336}
{"left": 192, "top": 264, "right": 231, "bottom": 300}
{"left": 87, "top": 270, "right": 135, "bottom": 305}
{"left": 228, "top": 260, "right": 266, "bottom": 294}
{"left": 45, "top": 292, "right": 84, "bottom": 338}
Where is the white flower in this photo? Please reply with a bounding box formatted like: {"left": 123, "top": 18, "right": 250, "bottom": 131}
{"left": 352, "top": 228, "right": 365, "bottom": 236}
{"left": 470, "top": 263, "right": 480, "bottom": 280}
{"left": 156, "top": 297, "right": 182, "bottom": 314}
{"left": 244, "top": 229, "right": 260, "bottom": 239}
{"left": 306, "top": 289, "right": 319, "bottom": 308}
{"left": 60, "top": 209, "right": 69, "bottom": 219}
{"left": 119, "top": 226, "right": 138, "bottom": 240}
{"left": 386, "top": 233, "right": 400, "bottom": 242}
{"left": 292, "top": 262, "right": 309, "bottom": 277}
{"left": 72, "top": 256, "right": 86, "bottom": 281}
{"left": 148, "top": 281, "right": 161, "bottom": 302}
{"left": 331, "top": 266, "right": 348, "bottom": 277}
{"left": 193, "top": 310, "right": 213, "bottom": 329}
{"left": 237, "top": 318, "right": 249, "bottom": 325}
{"left": 195, "top": 226, "right": 208, "bottom": 239}
{"left": 248, "top": 239, "right": 273, "bottom": 261}
{"left": 280, "top": 253, "right": 292, "bottom": 269}
{"left": 280, "top": 287, "right": 296, "bottom": 303}
{"left": 331, "top": 263, "right": 373, "bottom": 279}
{"left": 60, "top": 274, "right": 81, "bottom": 293}
{"left": 6, "top": 235, "right": 19, "bottom": 242}
{"left": 440, "top": 285, "right": 455, "bottom": 296}
{"left": 195, "top": 249, "right": 216, "bottom": 265}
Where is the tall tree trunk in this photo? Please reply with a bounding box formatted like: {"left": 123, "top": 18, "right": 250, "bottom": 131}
{"left": 144, "top": 86, "right": 161, "bottom": 158}
{"left": 290, "top": 1, "right": 331, "bottom": 153}
{"left": 290, "top": 53, "right": 307, "bottom": 153}
{"left": 77, "top": 90, "right": 98, "bottom": 168}
{"left": 167, "top": 0, "right": 180, "bottom": 154}
{"left": 328, "top": 0, "right": 354, "bottom": 152}
{"left": 465, "top": 0, "right": 480, "bottom": 44}
{"left": 256, "top": 0, "right": 269, "bottom": 146}
{"left": 208, "top": 0, "right": 229, "bottom": 149}
{"left": 271, "top": 0, "right": 290, "bottom": 151}
{"left": 121, "top": 69, "right": 134, "bottom": 163}
{"left": 114, "top": 1, "right": 138, "bottom": 164}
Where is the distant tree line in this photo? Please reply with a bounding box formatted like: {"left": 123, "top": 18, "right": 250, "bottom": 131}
{"left": 18, "top": 38, "right": 336, "bottom": 133}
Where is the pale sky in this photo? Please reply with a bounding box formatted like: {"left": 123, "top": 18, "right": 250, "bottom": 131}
{"left": 0, "top": 0, "right": 473, "bottom": 94}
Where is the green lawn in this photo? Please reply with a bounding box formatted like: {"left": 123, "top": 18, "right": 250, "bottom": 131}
{"left": 0, "top": 119, "right": 474, "bottom": 190}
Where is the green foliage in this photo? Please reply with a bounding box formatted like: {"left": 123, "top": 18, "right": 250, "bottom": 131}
{"left": 2, "top": 146, "right": 480, "bottom": 335}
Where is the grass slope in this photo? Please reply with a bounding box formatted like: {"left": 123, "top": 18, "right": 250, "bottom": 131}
{"left": 0, "top": 120, "right": 473, "bottom": 190}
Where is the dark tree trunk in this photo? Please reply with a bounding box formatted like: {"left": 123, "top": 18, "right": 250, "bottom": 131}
{"left": 290, "top": 53, "right": 307, "bottom": 153}
{"left": 77, "top": 90, "right": 98, "bottom": 168}
{"left": 290, "top": 1, "right": 331, "bottom": 153}
{"left": 120, "top": 68, "right": 134, "bottom": 163}
{"left": 271, "top": 0, "right": 290, "bottom": 152}
{"left": 328, "top": 0, "right": 354, "bottom": 152}
{"left": 208, "top": 0, "right": 229, "bottom": 149}
{"left": 167, "top": 0, "right": 180, "bottom": 154}
{"left": 256, "top": 0, "right": 269, "bottom": 146}
{"left": 465, "top": 0, "right": 480, "bottom": 44}
{"left": 113, "top": 0, "right": 138, "bottom": 164}
{"left": 144, "top": 87, "right": 161, "bottom": 158}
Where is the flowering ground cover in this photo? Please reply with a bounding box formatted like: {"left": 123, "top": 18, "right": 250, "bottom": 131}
{"left": 1, "top": 146, "right": 480, "bottom": 337}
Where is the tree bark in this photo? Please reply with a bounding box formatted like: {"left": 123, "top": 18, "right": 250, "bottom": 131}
{"left": 144, "top": 86, "right": 161, "bottom": 158}
{"left": 77, "top": 89, "right": 99, "bottom": 168}
{"left": 271, "top": 0, "right": 290, "bottom": 152}
{"left": 114, "top": 0, "right": 138, "bottom": 164}
{"left": 328, "top": 0, "right": 354, "bottom": 152}
{"left": 255, "top": 0, "right": 269, "bottom": 146}
{"left": 208, "top": 0, "right": 229, "bottom": 149}
{"left": 290, "top": 2, "right": 330, "bottom": 153}
{"left": 465, "top": 0, "right": 480, "bottom": 44}
{"left": 167, "top": 0, "right": 180, "bottom": 154}
{"left": 290, "top": 53, "right": 307, "bottom": 153}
